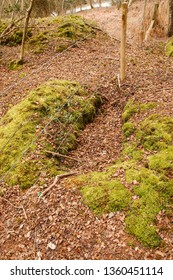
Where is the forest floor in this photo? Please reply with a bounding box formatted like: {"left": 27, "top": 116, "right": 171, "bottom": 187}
{"left": 0, "top": 4, "right": 173, "bottom": 259}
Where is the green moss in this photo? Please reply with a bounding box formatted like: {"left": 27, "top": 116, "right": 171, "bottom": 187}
{"left": 126, "top": 208, "right": 161, "bottom": 248}
{"left": 0, "top": 80, "right": 102, "bottom": 189}
{"left": 29, "top": 32, "right": 48, "bottom": 53}
{"left": 1, "top": 26, "right": 32, "bottom": 46}
{"left": 122, "top": 100, "right": 157, "bottom": 123}
{"left": 122, "top": 122, "right": 135, "bottom": 137}
{"left": 28, "top": 15, "right": 95, "bottom": 54}
{"left": 80, "top": 173, "right": 131, "bottom": 215}
{"left": 136, "top": 115, "right": 173, "bottom": 151}
{"left": 56, "top": 15, "right": 93, "bottom": 40}
{"left": 165, "top": 37, "right": 173, "bottom": 57}
{"left": 8, "top": 59, "right": 23, "bottom": 70}
{"left": 65, "top": 100, "right": 173, "bottom": 248}
{"left": 148, "top": 146, "right": 173, "bottom": 172}
{"left": 122, "top": 100, "right": 138, "bottom": 122}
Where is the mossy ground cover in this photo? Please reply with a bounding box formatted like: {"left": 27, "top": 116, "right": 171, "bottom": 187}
{"left": 28, "top": 15, "right": 95, "bottom": 54}
{"left": 71, "top": 100, "right": 173, "bottom": 248}
{"left": 0, "top": 15, "right": 95, "bottom": 56}
{"left": 0, "top": 80, "right": 101, "bottom": 189}
{"left": 165, "top": 37, "right": 173, "bottom": 57}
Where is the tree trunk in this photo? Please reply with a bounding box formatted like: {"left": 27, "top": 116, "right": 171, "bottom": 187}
{"left": 0, "top": 0, "right": 6, "bottom": 21}
{"left": 139, "top": 0, "right": 147, "bottom": 43}
{"left": 168, "top": 0, "right": 173, "bottom": 36}
{"left": 89, "top": 0, "right": 93, "bottom": 9}
{"left": 20, "top": 0, "right": 35, "bottom": 62}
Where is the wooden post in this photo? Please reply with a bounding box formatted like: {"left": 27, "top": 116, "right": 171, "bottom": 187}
{"left": 120, "top": 2, "right": 128, "bottom": 81}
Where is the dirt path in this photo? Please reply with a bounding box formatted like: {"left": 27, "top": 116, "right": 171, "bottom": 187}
{"left": 0, "top": 5, "right": 173, "bottom": 260}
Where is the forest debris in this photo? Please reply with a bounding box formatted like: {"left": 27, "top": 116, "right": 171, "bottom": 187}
{"left": 45, "top": 150, "right": 80, "bottom": 162}
{"left": 47, "top": 242, "right": 56, "bottom": 250}
{"left": 38, "top": 172, "right": 76, "bottom": 199}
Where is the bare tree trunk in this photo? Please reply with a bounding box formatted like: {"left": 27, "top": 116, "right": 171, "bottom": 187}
{"left": 21, "top": 0, "right": 24, "bottom": 11}
{"left": 139, "top": 0, "right": 147, "bottom": 44}
{"left": 20, "top": 0, "right": 35, "bottom": 62}
{"left": 0, "top": 0, "right": 6, "bottom": 21}
{"left": 61, "top": 0, "right": 65, "bottom": 14}
{"left": 128, "top": 0, "right": 134, "bottom": 8}
{"left": 145, "top": 2, "right": 159, "bottom": 41}
{"left": 89, "top": 0, "right": 94, "bottom": 9}
{"left": 168, "top": 0, "right": 173, "bottom": 36}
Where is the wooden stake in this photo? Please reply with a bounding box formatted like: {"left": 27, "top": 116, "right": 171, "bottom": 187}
{"left": 120, "top": 2, "right": 128, "bottom": 81}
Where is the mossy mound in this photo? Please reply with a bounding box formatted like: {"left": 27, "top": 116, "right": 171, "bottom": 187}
{"left": 70, "top": 100, "right": 173, "bottom": 248}
{"left": 1, "top": 15, "right": 95, "bottom": 53}
{"left": 29, "top": 15, "right": 95, "bottom": 54}
{"left": 0, "top": 80, "right": 102, "bottom": 189}
{"left": 136, "top": 115, "right": 173, "bottom": 151}
{"left": 79, "top": 171, "right": 131, "bottom": 215}
{"left": 165, "top": 37, "right": 173, "bottom": 57}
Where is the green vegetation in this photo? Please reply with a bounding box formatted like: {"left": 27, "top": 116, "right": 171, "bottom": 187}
{"left": 72, "top": 99, "right": 173, "bottom": 248}
{"left": 8, "top": 59, "right": 23, "bottom": 70}
{"left": 29, "top": 15, "right": 95, "bottom": 54}
{"left": 165, "top": 37, "right": 173, "bottom": 57}
{"left": 0, "top": 21, "right": 32, "bottom": 46}
{"left": 122, "top": 122, "right": 135, "bottom": 137}
{"left": 0, "top": 15, "right": 95, "bottom": 54}
{"left": 79, "top": 171, "right": 131, "bottom": 215}
{"left": 136, "top": 115, "right": 173, "bottom": 151}
{"left": 122, "top": 100, "right": 156, "bottom": 122}
{"left": 0, "top": 80, "right": 101, "bottom": 189}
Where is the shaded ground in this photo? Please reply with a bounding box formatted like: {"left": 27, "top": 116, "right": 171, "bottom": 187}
{"left": 0, "top": 4, "right": 173, "bottom": 259}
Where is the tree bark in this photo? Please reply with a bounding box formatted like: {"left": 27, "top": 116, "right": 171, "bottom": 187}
{"left": 20, "top": 0, "right": 35, "bottom": 62}
{"left": 0, "top": 0, "right": 6, "bottom": 21}
{"left": 89, "top": 0, "right": 93, "bottom": 9}
{"left": 168, "top": 0, "right": 173, "bottom": 36}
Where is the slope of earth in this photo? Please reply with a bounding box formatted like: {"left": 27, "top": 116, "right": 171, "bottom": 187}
{"left": 0, "top": 4, "right": 173, "bottom": 259}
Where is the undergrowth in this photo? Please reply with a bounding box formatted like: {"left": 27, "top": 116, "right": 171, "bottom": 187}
{"left": 0, "top": 80, "right": 101, "bottom": 189}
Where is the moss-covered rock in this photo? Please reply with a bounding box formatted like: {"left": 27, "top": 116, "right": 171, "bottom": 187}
{"left": 0, "top": 80, "right": 102, "bottom": 189}
{"left": 165, "top": 37, "right": 173, "bottom": 57}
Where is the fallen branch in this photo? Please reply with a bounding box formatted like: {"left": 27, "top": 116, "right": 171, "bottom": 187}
{"left": 39, "top": 172, "right": 76, "bottom": 199}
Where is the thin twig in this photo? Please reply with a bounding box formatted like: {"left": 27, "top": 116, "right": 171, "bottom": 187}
{"left": 45, "top": 150, "right": 80, "bottom": 162}
{"left": 39, "top": 172, "right": 76, "bottom": 199}
{"left": 117, "top": 74, "right": 121, "bottom": 88}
